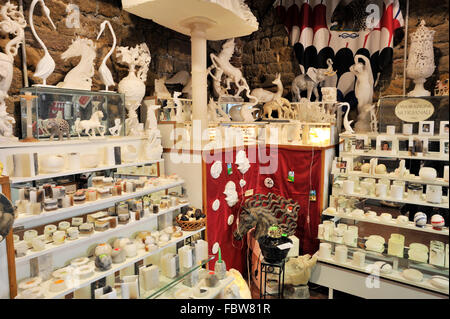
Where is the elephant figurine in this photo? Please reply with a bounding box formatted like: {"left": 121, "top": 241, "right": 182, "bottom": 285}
{"left": 291, "top": 59, "right": 336, "bottom": 101}
{"left": 44, "top": 118, "right": 71, "bottom": 141}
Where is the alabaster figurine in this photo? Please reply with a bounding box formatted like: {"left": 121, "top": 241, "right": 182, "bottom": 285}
{"left": 144, "top": 100, "right": 161, "bottom": 130}
{"left": 341, "top": 102, "right": 354, "bottom": 134}
{"left": 57, "top": 37, "right": 96, "bottom": 90}
{"left": 350, "top": 55, "right": 374, "bottom": 133}
{"left": 97, "top": 21, "right": 117, "bottom": 91}
{"left": 117, "top": 43, "right": 151, "bottom": 136}
{"left": 74, "top": 111, "right": 105, "bottom": 137}
{"left": 109, "top": 118, "right": 122, "bottom": 136}
{"left": 224, "top": 181, "right": 238, "bottom": 207}
{"left": 284, "top": 254, "right": 318, "bottom": 286}
{"left": 153, "top": 77, "right": 171, "bottom": 99}
{"left": 207, "top": 98, "right": 231, "bottom": 123}
{"left": 166, "top": 71, "right": 192, "bottom": 98}
{"left": 407, "top": 20, "right": 436, "bottom": 97}
{"left": 251, "top": 73, "right": 283, "bottom": 104}
{"left": 208, "top": 38, "right": 252, "bottom": 99}
{"left": 29, "top": 0, "right": 56, "bottom": 86}
{"left": 173, "top": 91, "right": 184, "bottom": 123}
{"left": 0, "top": 1, "right": 26, "bottom": 140}
{"left": 143, "top": 129, "right": 163, "bottom": 160}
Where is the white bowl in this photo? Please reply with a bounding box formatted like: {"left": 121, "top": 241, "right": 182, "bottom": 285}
{"left": 40, "top": 155, "right": 65, "bottom": 173}
{"left": 81, "top": 154, "right": 99, "bottom": 168}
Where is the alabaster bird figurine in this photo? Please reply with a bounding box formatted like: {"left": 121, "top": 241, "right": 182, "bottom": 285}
{"left": 96, "top": 20, "right": 116, "bottom": 91}
{"left": 29, "top": 0, "right": 56, "bottom": 86}
{"left": 341, "top": 102, "right": 354, "bottom": 134}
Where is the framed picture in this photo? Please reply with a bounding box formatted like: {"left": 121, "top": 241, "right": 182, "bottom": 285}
{"left": 352, "top": 135, "right": 368, "bottom": 153}
{"left": 441, "top": 139, "right": 449, "bottom": 157}
{"left": 397, "top": 136, "right": 410, "bottom": 154}
{"left": 376, "top": 136, "right": 397, "bottom": 155}
{"left": 412, "top": 137, "right": 428, "bottom": 156}
{"left": 439, "top": 121, "right": 449, "bottom": 137}
{"left": 419, "top": 121, "right": 434, "bottom": 136}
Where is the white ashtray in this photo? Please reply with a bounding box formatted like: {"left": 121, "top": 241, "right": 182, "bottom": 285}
{"left": 52, "top": 267, "right": 73, "bottom": 280}
{"left": 70, "top": 257, "right": 90, "bottom": 268}
{"left": 18, "top": 276, "right": 42, "bottom": 291}
{"left": 430, "top": 276, "right": 449, "bottom": 290}
{"left": 74, "top": 264, "right": 95, "bottom": 280}
{"left": 49, "top": 279, "right": 68, "bottom": 293}
{"left": 402, "top": 269, "right": 423, "bottom": 282}
{"left": 16, "top": 286, "right": 45, "bottom": 299}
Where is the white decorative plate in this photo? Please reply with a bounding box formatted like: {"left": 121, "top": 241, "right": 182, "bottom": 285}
{"left": 228, "top": 214, "right": 234, "bottom": 226}
{"left": 212, "top": 199, "right": 220, "bottom": 211}
{"left": 264, "top": 177, "right": 274, "bottom": 188}
{"left": 212, "top": 242, "right": 220, "bottom": 254}
{"left": 210, "top": 161, "right": 222, "bottom": 179}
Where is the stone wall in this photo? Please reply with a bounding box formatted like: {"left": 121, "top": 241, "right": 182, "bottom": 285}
{"left": 1, "top": 0, "right": 191, "bottom": 137}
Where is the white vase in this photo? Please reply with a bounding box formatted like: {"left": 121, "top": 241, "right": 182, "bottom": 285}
{"left": 406, "top": 20, "right": 435, "bottom": 97}
{"left": 118, "top": 69, "right": 146, "bottom": 135}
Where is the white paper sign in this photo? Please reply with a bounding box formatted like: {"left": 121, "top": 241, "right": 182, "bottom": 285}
{"left": 277, "top": 242, "right": 294, "bottom": 250}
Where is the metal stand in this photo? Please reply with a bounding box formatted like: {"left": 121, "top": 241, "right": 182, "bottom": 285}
{"left": 259, "top": 258, "right": 286, "bottom": 299}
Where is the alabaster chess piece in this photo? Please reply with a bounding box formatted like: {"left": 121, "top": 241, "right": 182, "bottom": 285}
{"left": 350, "top": 55, "right": 374, "bottom": 133}
{"left": 97, "top": 21, "right": 116, "bottom": 91}
{"left": 29, "top": 0, "right": 56, "bottom": 86}
{"left": 116, "top": 43, "right": 151, "bottom": 136}
{"left": 0, "top": 1, "right": 26, "bottom": 141}
{"left": 407, "top": 20, "right": 436, "bottom": 97}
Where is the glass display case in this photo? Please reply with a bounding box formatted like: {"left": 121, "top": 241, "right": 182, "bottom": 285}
{"left": 20, "top": 87, "right": 125, "bottom": 139}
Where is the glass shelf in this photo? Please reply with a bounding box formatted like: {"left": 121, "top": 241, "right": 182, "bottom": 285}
{"left": 141, "top": 256, "right": 215, "bottom": 299}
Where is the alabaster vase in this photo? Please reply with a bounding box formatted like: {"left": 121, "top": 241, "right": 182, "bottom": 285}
{"left": 118, "top": 69, "right": 145, "bottom": 117}
{"left": 406, "top": 20, "right": 436, "bottom": 97}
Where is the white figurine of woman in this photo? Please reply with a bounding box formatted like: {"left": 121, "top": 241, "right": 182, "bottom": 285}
{"left": 97, "top": 20, "right": 116, "bottom": 91}
{"left": 29, "top": 0, "right": 56, "bottom": 86}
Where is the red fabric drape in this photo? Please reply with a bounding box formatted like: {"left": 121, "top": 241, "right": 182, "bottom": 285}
{"left": 205, "top": 146, "right": 323, "bottom": 273}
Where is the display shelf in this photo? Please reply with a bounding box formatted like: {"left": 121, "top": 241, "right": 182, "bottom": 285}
{"left": 322, "top": 210, "right": 449, "bottom": 236}
{"left": 15, "top": 203, "right": 190, "bottom": 265}
{"left": 35, "top": 227, "right": 205, "bottom": 299}
{"left": 334, "top": 192, "right": 449, "bottom": 209}
{"left": 333, "top": 171, "right": 449, "bottom": 187}
{"left": 139, "top": 256, "right": 214, "bottom": 299}
{"left": 317, "top": 256, "right": 449, "bottom": 295}
{"left": 10, "top": 159, "right": 163, "bottom": 184}
{"left": 340, "top": 151, "right": 449, "bottom": 162}
{"left": 13, "top": 180, "right": 185, "bottom": 229}
{"left": 318, "top": 238, "right": 449, "bottom": 276}
{"left": 341, "top": 133, "right": 449, "bottom": 140}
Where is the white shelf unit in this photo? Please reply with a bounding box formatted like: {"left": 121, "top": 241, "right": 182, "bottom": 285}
{"left": 13, "top": 180, "right": 185, "bottom": 229}
{"left": 340, "top": 151, "right": 448, "bottom": 162}
{"left": 334, "top": 171, "right": 449, "bottom": 187}
{"left": 341, "top": 133, "right": 449, "bottom": 140}
{"left": 15, "top": 203, "right": 189, "bottom": 265}
{"left": 36, "top": 228, "right": 205, "bottom": 299}
{"left": 10, "top": 159, "right": 163, "bottom": 184}
{"left": 333, "top": 192, "right": 449, "bottom": 209}
{"left": 322, "top": 210, "right": 449, "bottom": 236}
{"left": 317, "top": 256, "right": 448, "bottom": 296}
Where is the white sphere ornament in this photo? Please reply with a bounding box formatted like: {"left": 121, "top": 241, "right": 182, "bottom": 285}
{"left": 414, "top": 212, "right": 427, "bottom": 228}
{"left": 431, "top": 214, "right": 445, "bottom": 230}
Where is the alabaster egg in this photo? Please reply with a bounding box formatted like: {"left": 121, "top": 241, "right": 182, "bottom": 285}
{"left": 94, "top": 243, "right": 112, "bottom": 256}
{"left": 419, "top": 167, "right": 437, "bottom": 181}
{"left": 431, "top": 214, "right": 445, "bottom": 229}
{"left": 361, "top": 163, "right": 371, "bottom": 174}
{"left": 375, "top": 164, "right": 387, "bottom": 175}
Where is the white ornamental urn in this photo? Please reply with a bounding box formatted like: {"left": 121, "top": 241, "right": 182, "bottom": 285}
{"left": 406, "top": 20, "right": 436, "bottom": 97}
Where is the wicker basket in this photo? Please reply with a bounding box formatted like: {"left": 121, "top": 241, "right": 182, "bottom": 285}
{"left": 176, "top": 216, "right": 206, "bottom": 231}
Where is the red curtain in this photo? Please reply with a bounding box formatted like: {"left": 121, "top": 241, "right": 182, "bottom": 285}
{"left": 205, "top": 146, "right": 323, "bottom": 273}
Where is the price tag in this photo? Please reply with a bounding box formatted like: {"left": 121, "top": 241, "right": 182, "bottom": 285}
{"left": 245, "top": 189, "right": 254, "bottom": 197}
{"left": 277, "top": 242, "right": 294, "bottom": 250}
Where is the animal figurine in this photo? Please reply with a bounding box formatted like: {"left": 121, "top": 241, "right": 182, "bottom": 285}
{"left": 240, "top": 103, "right": 257, "bottom": 123}
{"left": 284, "top": 254, "right": 318, "bottom": 286}
{"left": 250, "top": 73, "right": 283, "bottom": 104}
{"left": 44, "top": 118, "right": 70, "bottom": 141}
{"left": 341, "top": 102, "right": 354, "bottom": 134}
{"left": 262, "top": 99, "right": 282, "bottom": 119}
{"left": 108, "top": 118, "right": 122, "bottom": 136}
{"left": 208, "top": 98, "right": 231, "bottom": 123}
{"left": 144, "top": 100, "right": 161, "bottom": 130}
{"left": 74, "top": 111, "right": 105, "bottom": 137}
{"left": 57, "top": 37, "right": 96, "bottom": 90}
{"left": 153, "top": 77, "right": 171, "bottom": 99}
{"left": 165, "top": 71, "right": 192, "bottom": 98}
{"left": 291, "top": 59, "right": 335, "bottom": 101}
{"left": 29, "top": 0, "right": 56, "bottom": 86}
{"left": 96, "top": 21, "right": 116, "bottom": 91}
{"left": 173, "top": 91, "right": 184, "bottom": 123}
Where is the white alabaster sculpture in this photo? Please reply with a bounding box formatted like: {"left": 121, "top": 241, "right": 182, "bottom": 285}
{"left": 407, "top": 20, "right": 436, "bottom": 97}
{"left": 350, "top": 55, "right": 374, "bottom": 133}
{"left": 236, "top": 150, "right": 250, "bottom": 174}
{"left": 143, "top": 128, "right": 163, "bottom": 160}
{"left": 214, "top": 0, "right": 258, "bottom": 30}
{"left": 251, "top": 73, "right": 283, "bottom": 104}
{"left": 240, "top": 103, "right": 257, "bottom": 123}
{"left": 173, "top": 91, "right": 184, "bottom": 123}
{"left": 116, "top": 43, "right": 151, "bottom": 136}
{"left": 65, "top": 3, "right": 80, "bottom": 29}
{"left": 224, "top": 181, "right": 238, "bottom": 207}
{"left": 97, "top": 21, "right": 117, "bottom": 91}
{"left": 108, "top": 118, "right": 122, "bottom": 136}
{"left": 144, "top": 100, "right": 161, "bottom": 130}
{"left": 341, "top": 102, "right": 354, "bottom": 134}
{"left": 57, "top": 37, "right": 96, "bottom": 90}
{"left": 154, "top": 77, "right": 171, "bottom": 99}
{"left": 74, "top": 111, "right": 105, "bottom": 137}
{"left": 29, "top": 0, "right": 56, "bottom": 86}
{"left": 0, "top": 1, "right": 26, "bottom": 140}
{"left": 166, "top": 71, "right": 192, "bottom": 98}
{"left": 208, "top": 98, "right": 231, "bottom": 123}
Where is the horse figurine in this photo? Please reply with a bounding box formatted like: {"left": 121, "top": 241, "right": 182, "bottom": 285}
{"left": 208, "top": 38, "right": 253, "bottom": 100}
{"left": 74, "top": 111, "right": 105, "bottom": 137}
{"left": 233, "top": 193, "right": 299, "bottom": 241}
{"left": 57, "top": 37, "right": 96, "bottom": 90}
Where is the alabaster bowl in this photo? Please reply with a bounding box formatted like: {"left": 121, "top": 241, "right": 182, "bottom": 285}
{"left": 81, "top": 154, "right": 100, "bottom": 169}
{"left": 419, "top": 167, "right": 437, "bottom": 181}
{"left": 122, "top": 145, "right": 138, "bottom": 163}
{"left": 40, "top": 155, "right": 65, "bottom": 174}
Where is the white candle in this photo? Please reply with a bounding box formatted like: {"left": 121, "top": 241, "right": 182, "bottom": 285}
{"left": 352, "top": 251, "right": 366, "bottom": 267}
{"left": 195, "top": 240, "right": 208, "bottom": 264}
{"left": 179, "top": 246, "right": 193, "bottom": 268}
{"left": 335, "top": 245, "right": 348, "bottom": 263}
{"left": 343, "top": 180, "right": 354, "bottom": 194}
{"left": 140, "top": 265, "right": 159, "bottom": 291}
{"left": 403, "top": 123, "right": 413, "bottom": 135}
{"left": 390, "top": 185, "right": 404, "bottom": 200}
{"left": 386, "top": 125, "right": 396, "bottom": 135}
{"left": 319, "top": 243, "right": 331, "bottom": 259}
{"left": 121, "top": 275, "right": 139, "bottom": 299}
{"left": 376, "top": 183, "right": 388, "bottom": 198}
{"left": 444, "top": 166, "right": 449, "bottom": 182}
